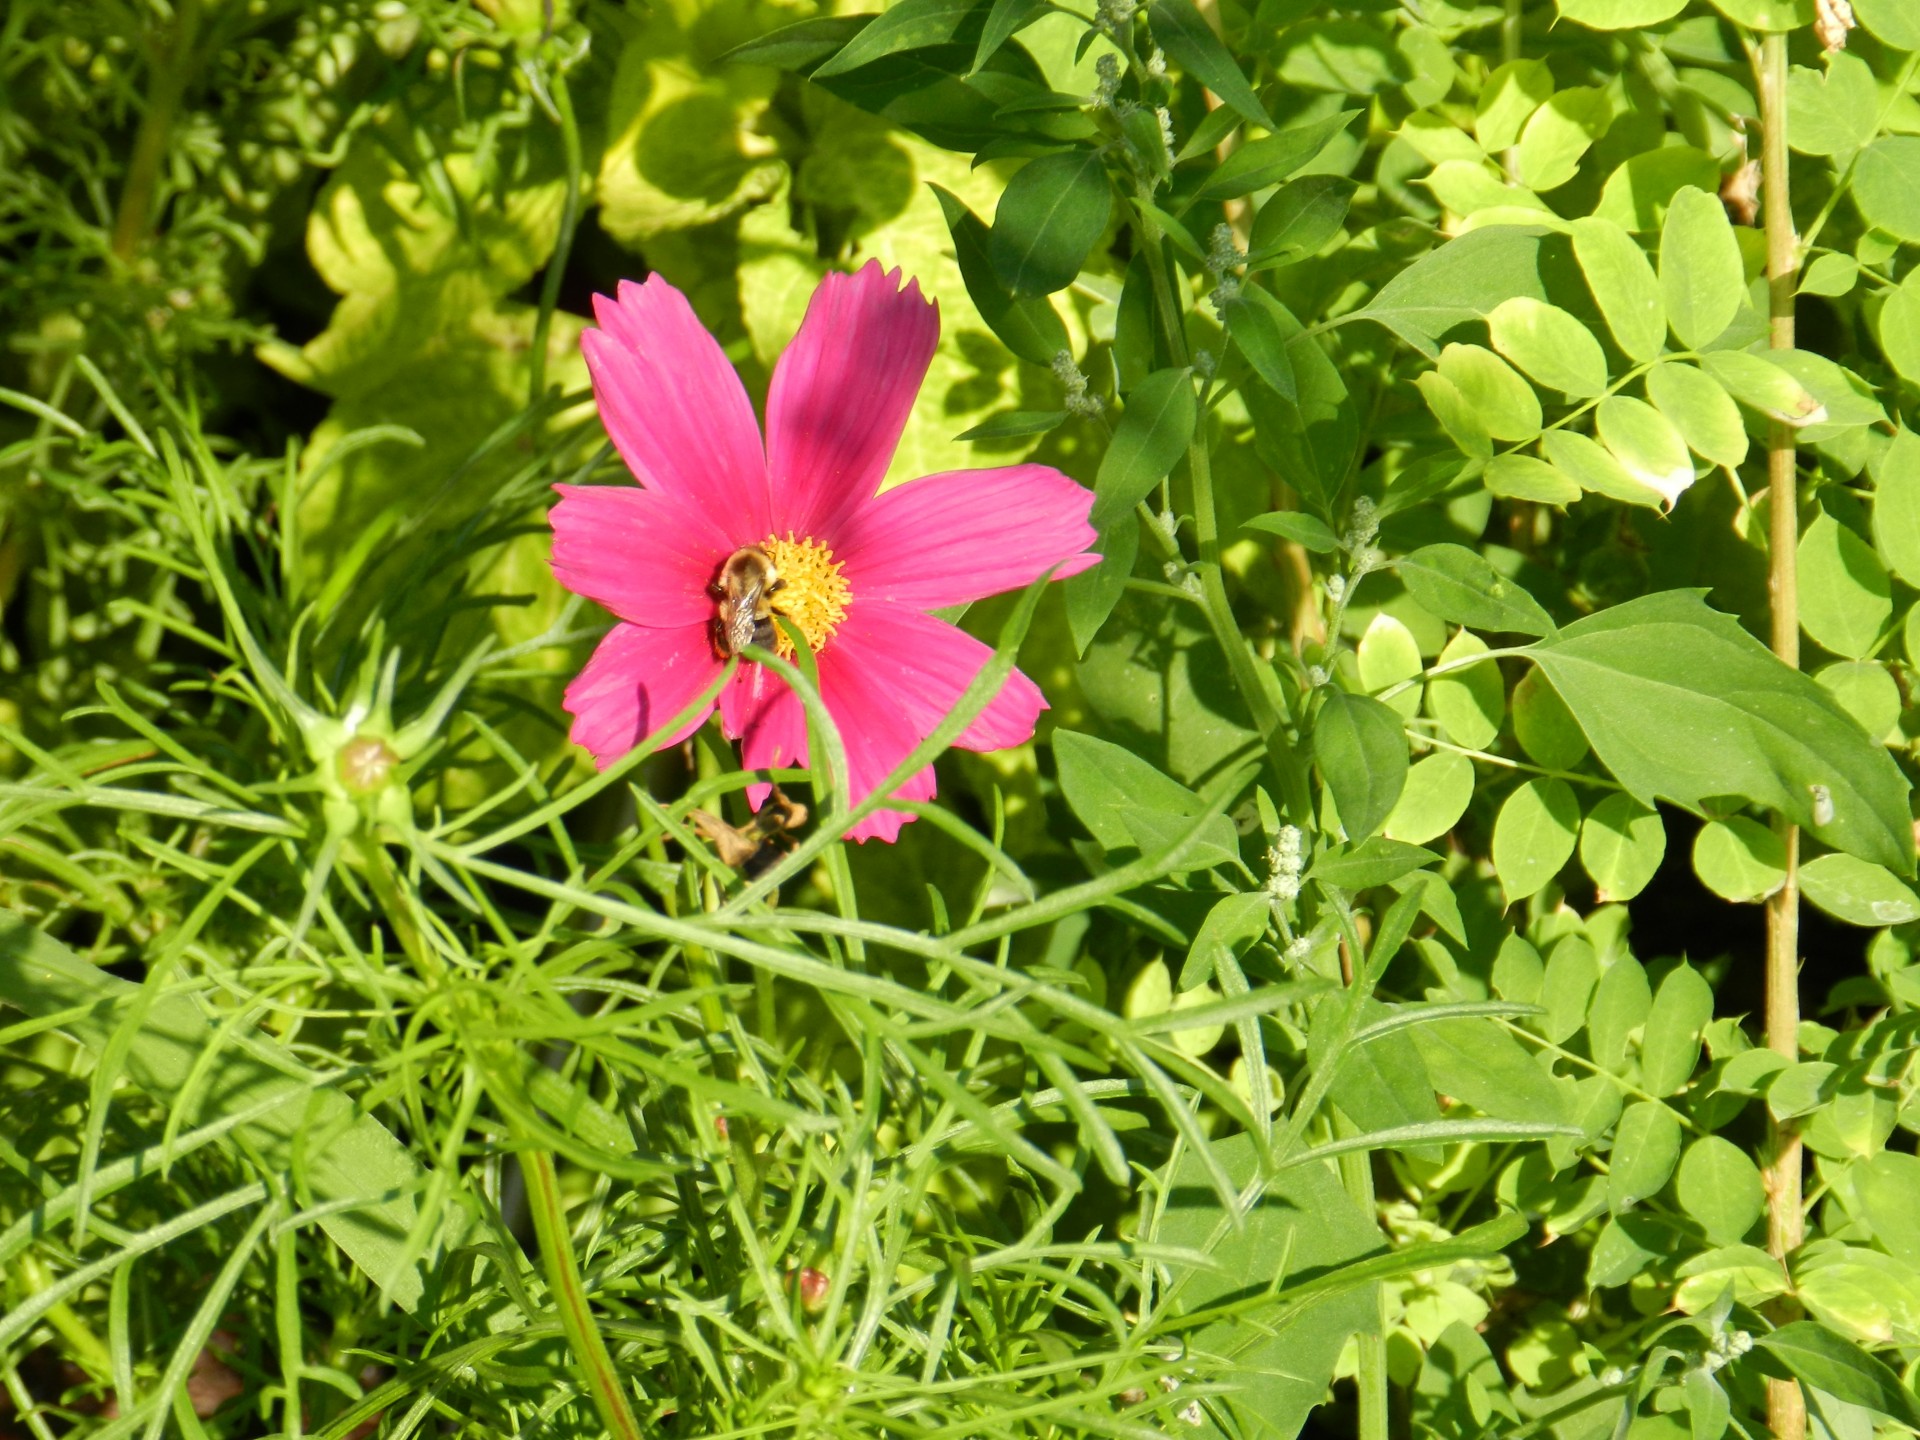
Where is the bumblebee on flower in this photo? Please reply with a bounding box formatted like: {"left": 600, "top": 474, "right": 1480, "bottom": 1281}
{"left": 548, "top": 261, "right": 1099, "bottom": 842}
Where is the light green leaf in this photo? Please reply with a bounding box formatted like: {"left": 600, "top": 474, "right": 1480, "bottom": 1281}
{"left": 1596, "top": 395, "right": 1697, "bottom": 508}
{"left": 1799, "top": 853, "right": 1920, "bottom": 927}
{"left": 1595, "top": 146, "right": 1721, "bottom": 233}
{"left": 1411, "top": 1017, "right": 1569, "bottom": 1125}
{"left": 1438, "top": 343, "right": 1542, "bottom": 442}
{"left": 1196, "top": 112, "right": 1359, "bottom": 203}
{"left": 1787, "top": 54, "right": 1879, "bottom": 157}
{"left": 1855, "top": 0, "right": 1920, "bottom": 49}
{"left": 1588, "top": 955, "right": 1652, "bottom": 1075}
{"left": 1676, "top": 1137, "right": 1765, "bottom": 1246}
{"left": 1558, "top": 0, "right": 1688, "bottom": 25}
{"left": 1244, "top": 510, "right": 1339, "bottom": 551}
{"left": 1358, "top": 613, "right": 1424, "bottom": 717}
{"left": 1571, "top": 216, "right": 1666, "bottom": 360}
{"left": 1798, "top": 513, "right": 1892, "bottom": 660}
{"left": 1179, "top": 892, "right": 1271, "bottom": 989}
{"left": 1708, "top": 0, "right": 1815, "bottom": 29}
{"left": 1699, "top": 350, "right": 1827, "bottom": 426}
{"left": 1488, "top": 297, "right": 1609, "bottom": 399}
{"left": 812, "top": 0, "right": 982, "bottom": 76}
{"left": 1399, "top": 543, "right": 1556, "bottom": 636}
{"left": 1856, "top": 1153, "right": 1920, "bottom": 1267}
{"left": 1660, "top": 186, "right": 1745, "bottom": 350}
{"left": 1542, "top": 934, "right": 1600, "bottom": 1043}
{"left": 1474, "top": 58, "right": 1554, "bottom": 151}
{"left": 1753, "top": 1323, "right": 1920, "bottom": 1429}
{"left": 1800, "top": 252, "right": 1859, "bottom": 297}
{"left": 1357, "top": 226, "right": 1554, "bottom": 358}
{"left": 1646, "top": 361, "right": 1748, "bottom": 470}
{"left": 1427, "top": 628, "right": 1507, "bottom": 749}
{"left": 1539, "top": 429, "right": 1666, "bottom": 508}
{"left": 1315, "top": 690, "right": 1411, "bottom": 842}
{"left": 1872, "top": 428, "right": 1920, "bottom": 583}
{"left": 1385, "top": 751, "right": 1476, "bottom": 845}
{"left": 1054, "top": 730, "right": 1240, "bottom": 867}
{"left": 1416, "top": 370, "right": 1494, "bottom": 460}
{"left": 1877, "top": 271, "right": 1920, "bottom": 382}
{"left": 1852, "top": 138, "right": 1920, "bottom": 245}
{"left": 1815, "top": 661, "right": 1900, "bottom": 741}
{"left": 1516, "top": 87, "right": 1612, "bottom": 192}
{"left": 1492, "top": 777, "right": 1580, "bottom": 902}
{"left": 1607, "top": 1100, "right": 1682, "bottom": 1212}
{"left": 1581, "top": 793, "right": 1666, "bottom": 903}
{"left": 1487, "top": 453, "right": 1582, "bottom": 506}
{"left": 1512, "top": 668, "right": 1589, "bottom": 770}
{"left": 1641, "top": 963, "right": 1712, "bottom": 1095}
{"left": 1523, "top": 590, "right": 1913, "bottom": 872}
{"left": 1693, "top": 816, "right": 1788, "bottom": 903}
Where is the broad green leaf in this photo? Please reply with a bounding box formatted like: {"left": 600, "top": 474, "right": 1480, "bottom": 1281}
{"left": 1641, "top": 963, "right": 1712, "bottom": 1095}
{"left": 1399, "top": 544, "right": 1555, "bottom": 637}
{"left": 1855, "top": 0, "right": 1920, "bottom": 49}
{"left": 1523, "top": 590, "right": 1913, "bottom": 873}
{"left": 1416, "top": 370, "right": 1494, "bottom": 460}
{"left": 1244, "top": 511, "right": 1339, "bottom": 551}
{"left": 990, "top": 148, "right": 1112, "bottom": 297}
{"left": 1815, "top": 661, "right": 1900, "bottom": 741}
{"left": 1158, "top": 1136, "right": 1383, "bottom": 1440}
{"left": 1358, "top": 613, "right": 1424, "bottom": 717}
{"left": 1488, "top": 297, "right": 1609, "bottom": 399}
{"left": 1223, "top": 286, "right": 1299, "bottom": 401}
{"left": 1753, "top": 1323, "right": 1920, "bottom": 1428}
{"left": 1646, "top": 361, "right": 1748, "bottom": 470}
{"left": 1607, "top": 1099, "right": 1681, "bottom": 1211}
{"left": 1426, "top": 628, "right": 1506, "bottom": 749}
{"left": 1411, "top": 1017, "right": 1569, "bottom": 1125}
{"left": 972, "top": 0, "right": 1045, "bottom": 70}
{"left": 1881, "top": 274, "right": 1920, "bottom": 382}
{"left": 932, "top": 186, "right": 1071, "bottom": 366}
{"left": 1873, "top": 429, "right": 1920, "bottom": 583}
{"left": 1798, "top": 513, "right": 1891, "bottom": 660}
{"left": 723, "top": 15, "right": 870, "bottom": 71}
{"left": 1693, "top": 817, "right": 1789, "bottom": 902}
{"left": 1492, "top": 933, "right": 1545, "bottom": 1005}
{"left": 1542, "top": 934, "right": 1600, "bottom": 1043}
{"left": 1309, "top": 837, "right": 1441, "bottom": 891}
{"left": 1492, "top": 777, "right": 1580, "bottom": 902}
{"left": 1580, "top": 793, "right": 1666, "bottom": 902}
{"left": 1798, "top": 853, "right": 1920, "bottom": 927}
{"left": 1438, "top": 343, "right": 1541, "bottom": 441}
{"left": 1517, "top": 87, "right": 1612, "bottom": 193}
{"left": 1851, "top": 138, "right": 1920, "bottom": 245}
{"left": 1247, "top": 175, "right": 1356, "bottom": 271}
{"left": 1423, "top": 159, "right": 1555, "bottom": 220}
{"left": 0, "top": 914, "right": 453, "bottom": 1311}
{"left": 1180, "top": 894, "right": 1268, "bottom": 1000}
{"left": 1708, "top": 0, "right": 1815, "bottom": 30}
{"left": 1587, "top": 1213, "right": 1670, "bottom": 1289}
{"left": 1512, "top": 668, "right": 1589, "bottom": 770}
{"left": 1315, "top": 689, "right": 1411, "bottom": 843}
{"left": 1571, "top": 216, "right": 1666, "bottom": 362}
{"left": 1092, "top": 367, "right": 1195, "bottom": 526}
{"left": 1065, "top": 512, "right": 1135, "bottom": 654}
{"left": 1054, "top": 730, "right": 1239, "bottom": 867}
{"left": 1676, "top": 1136, "right": 1765, "bottom": 1246}
{"left": 1195, "top": 111, "right": 1359, "bottom": 203}
{"left": 813, "top": 0, "right": 982, "bottom": 76}
{"left": 1856, "top": 1153, "right": 1920, "bottom": 1267}
{"left": 1357, "top": 226, "right": 1553, "bottom": 358}
{"left": 1148, "top": 0, "right": 1275, "bottom": 129}
{"left": 1539, "top": 428, "right": 1665, "bottom": 508}
{"left": 1384, "top": 751, "right": 1476, "bottom": 845}
{"left": 1588, "top": 955, "right": 1652, "bottom": 1075}
{"left": 1800, "top": 252, "right": 1859, "bottom": 297}
{"left": 1675, "top": 1244, "right": 1792, "bottom": 1312}
{"left": 1558, "top": 0, "right": 1687, "bottom": 24}
{"left": 1699, "top": 350, "right": 1827, "bottom": 426}
{"left": 1787, "top": 54, "right": 1878, "bottom": 157}
{"left": 1660, "top": 186, "right": 1744, "bottom": 351}
{"left": 1596, "top": 395, "right": 1696, "bottom": 508}
{"left": 1765, "top": 349, "right": 1885, "bottom": 431}
{"left": 1596, "top": 146, "right": 1721, "bottom": 234}
{"left": 1474, "top": 58, "right": 1553, "bottom": 151}
{"left": 1487, "top": 453, "right": 1582, "bottom": 505}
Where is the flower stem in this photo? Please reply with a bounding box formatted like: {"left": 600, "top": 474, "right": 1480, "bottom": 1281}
{"left": 1755, "top": 28, "right": 1806, "bottom": 1440}
{"left": 111, "top": 0, "right": 202, "bottom": 259}
{"left": 521, "top": 1149, "right": 646, "bottom": 1440}
{"left": 529, "top": 65, "right": 583, "bottom": 407}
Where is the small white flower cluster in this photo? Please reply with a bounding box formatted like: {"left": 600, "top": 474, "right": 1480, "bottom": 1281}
{"left": 1053, "top": 350, "right": 1105, "bottom": 416}
{"left": 1092, "top": 53, "right": 1122, "bottom": 108}
{"left": 1283, "top": 934, "right": 1314, "bottom": 968}
{"left": 1154, "top": 105, "right": 1177, "bottom": 166}
{"left": 1265, "top": 825, "right": 1306, "bottom": 903}
{"left": 1698, "top": 1328, "right": 1753, "bottom": 1376}
{"left": 1096, "top": 0, "right": 1139, "bottom": 37}
{"left": 1344, "top": 495, "right": 1382, "bottom": 575}
{"left": 1192, "top": 348, "right": 1216, "bottom": 379}
{"left": 1205, "top": 223, "right": 1244, "bottom": 318}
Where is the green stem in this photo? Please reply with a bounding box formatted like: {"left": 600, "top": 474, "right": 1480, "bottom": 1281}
{"left": 1755, "top": 27, "right": 1806, "bottom": 1440}
{"left": 529, "top": 66, "right": 583, "bottom": 406}
{"left": 521, "top": 1150, "right": 646, "bottom": 1440}
{"left": 112, "top": 0, "right": 202, "bottom": 259}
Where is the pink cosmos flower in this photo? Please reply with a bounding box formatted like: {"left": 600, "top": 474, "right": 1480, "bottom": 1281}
{"left": 549, "top": 260, "right": 1099, "bottom": 842}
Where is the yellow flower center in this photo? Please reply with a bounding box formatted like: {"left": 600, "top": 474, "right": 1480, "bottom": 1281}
{"left": 763, "top": 533, "right": 850, "bottom": 658}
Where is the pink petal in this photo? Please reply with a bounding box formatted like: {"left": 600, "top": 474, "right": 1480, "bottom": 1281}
{"left": 549, "top": 484, "right": 733, "bottom": 628}
{"left": 563, "top": 621, "right": 722, "bottom": 764}
{"left": 837, "top": 464, "right": 1099, "bottom": 609}
{"left": 765, "top": 261, "right": 938, "bottom": 543}
{"left": 582, "top": 276, "right": 770, "bottom": 535}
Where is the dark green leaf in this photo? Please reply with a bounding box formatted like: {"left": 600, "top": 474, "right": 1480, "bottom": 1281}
{"left": 972, "top": 0, "right": 1045, "bottom": 72}
{"left": 722, "top": 15, "right": 872, "bottom": 72}
{"left": 1524, "top": 591, "right": 1914, "bottom": 873}
{"left": 1193, "top": 112, "right": 1358, "bottom": 203}
{"left": 814, "top": 0, "right": 986, "bottom": 77}
{"left": 1355, "top": 226, "right": 1554, "bottom": 358}
{"left": 954, "top": 408, "right": 1069, "bottom": 441}
{"left": 1092, "top": 367, "right": 1196, "bottom": 527}
{"left": 1222, "top": 286, "right": 1299, "bottom": 401}
{"left": 990, "top": 149, "right": 1113, "bottom": 297}
{"left": 1753, "top": 1323, "right": 1920, "bottom": 1427}
{"left": 932, "top": 184, "right": 1071, "bottom": 365}
{"left": 1313, "top": 690, "right": 1409, "bottom": 842}
{"left": 1243, "top": 510, "right": 1338, "bottom": 551}
{"left": 1065, "top": 513, "right": 1138, "bottom": 655}
{"left": 1248, "top": 175, "right": 1356, "bottom": 271}
{"left": 1147, "top": 0, "right": 1275, "bottom": 129}
{"left": 1399, "top": 543, "right": 1556, "bottom": 637}
{"left": 1308, "top": 837, "right": 1440, "bottom": 891}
